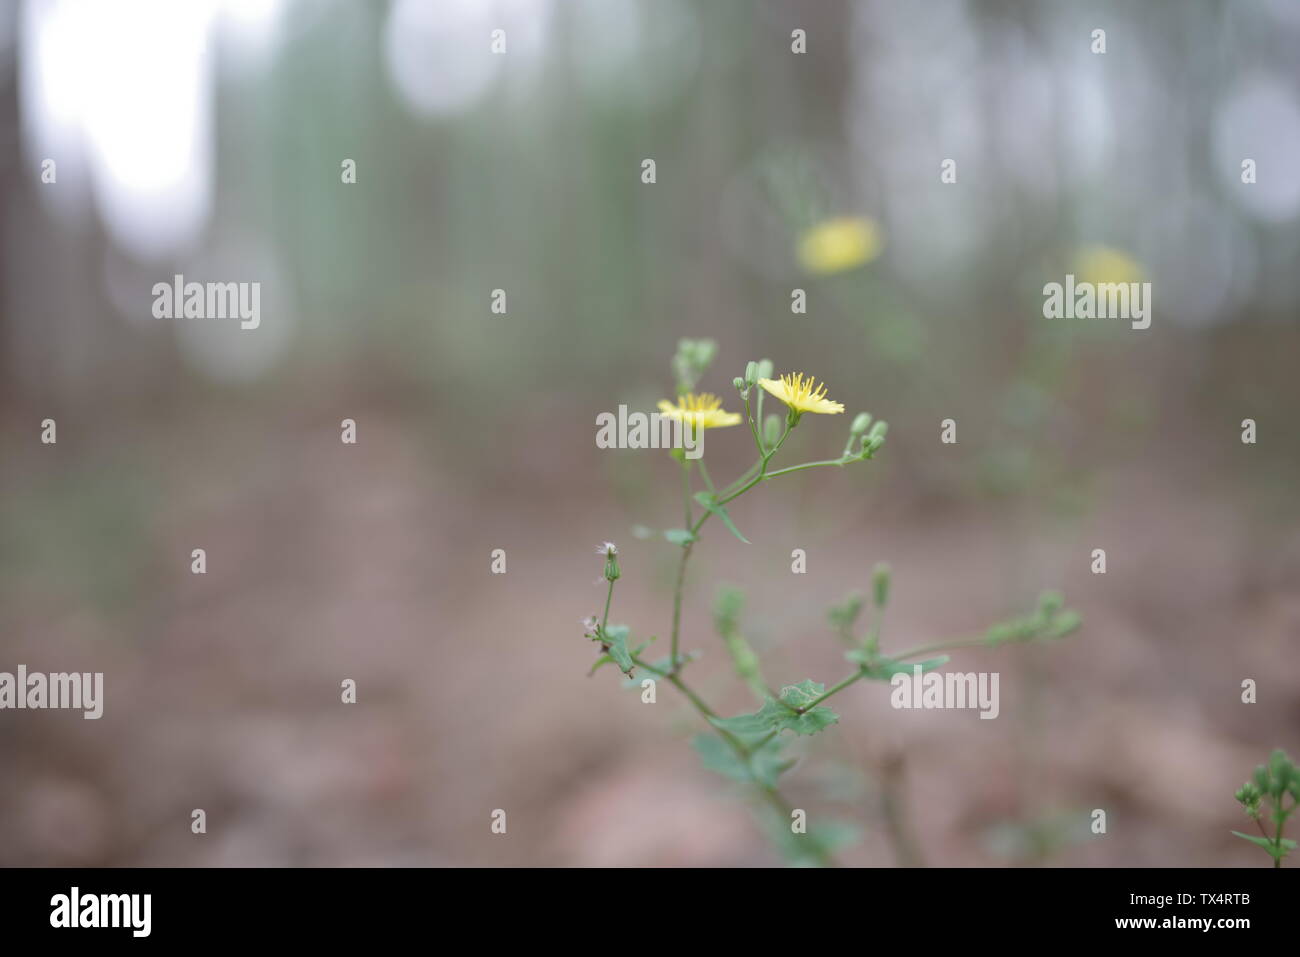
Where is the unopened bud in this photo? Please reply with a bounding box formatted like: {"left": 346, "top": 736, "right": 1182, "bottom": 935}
{"left": 850, "top": 412, "right": 871, "bottom": 436}
{"left": 755, "top": 359, "right": 774, "bottom": 381}
{"left": 763, "top": 414, "right": 781, "bottom": 447}
{"left": 597, "top": 542, "right": 621, "bottom": 582}
{"left": 872, "top": 562, "right": 891, "bottom": 609}
{"left": 744, "top": 361, "right": 758, "bottom": 386}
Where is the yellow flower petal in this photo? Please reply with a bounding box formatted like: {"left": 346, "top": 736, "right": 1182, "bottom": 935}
{"left": 758, "top": 373, "right": 845, "bottom": 415}
{"left": 657, "top": 393, "right": 743, "bottom": 429}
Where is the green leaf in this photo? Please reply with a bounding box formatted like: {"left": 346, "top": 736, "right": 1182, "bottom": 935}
{"left": 709, "top": 711, "right": 772, "bottom": 738}
{"left": 600, "top": 624, "right": 635, "bottom": 675}
{"left": 617, "top": 639, "right": 660, "bottom": 687}
{"left": 693, "top": 492, "right": 750, "bottom": 544}
{"left": 664, "top": 528, "right": 696, "bottom": 546}
{"left": 777, "top": 679, "right": 822, "bottom": 707}
{"left": 763, "top": 696, "right": 839, "bottom": 736}
{"left": 1231, "top": 832, "right": 1295, "bottom": 858}
{"left": 751, "top": 745, "right": 796, "bottom": 789}
{"left": 692, "top": 733, "right": 792, "bottom": 788}
{"left": 712, "top": 680, "right": 840, "bottom": 739}
{"left": 692, "top": 734, "right": 753, "bottom": 784}
{"left": 1230, "top": 831, "right": 1274, "bottom": 850}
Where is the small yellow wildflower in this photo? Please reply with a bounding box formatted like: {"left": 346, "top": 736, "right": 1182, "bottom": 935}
{"left": 797, "top": 216, "right": 883, "bottom": 275}
{"left": 758, "top": 373, "right": 845, "bottom": 417}
{"left": 1074, "top": 245, "right": 1144, "bottom": 286}
{"left": 657, "top": 393, "right": 743, "bottom": 429}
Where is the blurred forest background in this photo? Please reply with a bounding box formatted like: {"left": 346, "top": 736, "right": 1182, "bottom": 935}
{"left": 1, "top": 0, "right": 1298, "bottom": 866}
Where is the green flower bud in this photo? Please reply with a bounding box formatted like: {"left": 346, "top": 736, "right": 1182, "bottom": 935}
{"left": 872, "top": 562, "right": 891, "bottom": 609}
{"left": 598, "top": 542, "right": 621, "bottom": 582}
{"left": 713, "top": 585, "right": 744, "bottom": 636}
{"left": 1269, "top": 750, "right": 1293, "bottom": 796}
{"left": 763, "top": 414, "right": 781, "bottom": 447}
{"left": 828, "top": 591, "right": 865, "bottom": 634}
{"left": 850, "top": 412, "right": 872, "bottom": 436}
{"left": 1253, "top": 765, "right": 1270, "bottom": 793}
{"left": 733, "top": 376, "right": 745, "bottom": 392}
{"left": 755, "top": 358, "right": 774, "bottom": 381}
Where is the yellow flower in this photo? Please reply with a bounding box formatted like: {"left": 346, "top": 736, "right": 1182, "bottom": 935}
{"left": 758, "top": 373, "right": 845, "bottom": 416}
{"left": 797, "top": 217, "right": 883, "bottom": 275}
{"left": 1074, "top": 245, "right": 1144, "bottom": 286}
{"left": 657, "top": 393, "right": 743, "bottom": 429}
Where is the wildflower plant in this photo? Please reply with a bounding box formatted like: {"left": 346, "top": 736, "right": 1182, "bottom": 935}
{"left": 1232, "top": 749, "right": 1299, "bottom": 867}
{"left": 585, "top": 339, "right": 1081, "bottom": 865}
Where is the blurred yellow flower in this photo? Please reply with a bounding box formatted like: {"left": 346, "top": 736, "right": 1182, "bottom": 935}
{"left": 1074, "top": 245, "right": 1144, "bottom": 286}
{"left": 758, "top": 373, "right": 845, "bottom": 416}
{"left": 797, "top": 217, "right": 883, "bottom": 275}
{"left": 657, "top": 393, "right": 743, "bottom": 429}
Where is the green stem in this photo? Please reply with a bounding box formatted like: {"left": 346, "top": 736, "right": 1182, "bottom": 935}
{"left": 890, "top": 635, "right": 990, "bottom": 660}
{"left": 680, "top": 459, "right": 693, "bottom": 528}
{"left": 715, "top": 420, "right": 794, "bottom": 508}
{"left": 632, "top": 654, "right": 835, "bottom": 867}
{"left": 801, "top": 669, "right": 867, "bottom": 710}
{"left": 669, "top": 543, "right": 693, "bottom": 669}
{"left": 600, "top": 579, "right": 615, "bottom": 633}
{"left": 794, "top": 635, "right": 997, "bottom": 716}
{"left": 764, "top": 457, "right": 850, "bottom": 479}
{"left": 698, "top": 459, "right": 716, "bottom": 494}
{"left": 743, "top": 393, "right": 764, "bottom": 454}
{"left": 1275, "top": 800, "right": 1285, "bottom": 868}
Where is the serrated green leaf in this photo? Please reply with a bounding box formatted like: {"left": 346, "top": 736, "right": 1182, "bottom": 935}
{"left": 762, "top": 697, "right": 839, "bottom": 736}
{"left": 778, "top": 679, "right": 824, "bottom": 708}
{"left": 664, "top": 528, "right": 696, "bottom": 546}
{"left": 693, "top": 492, "right": 750, "bottom": 544}
{"left": 714, "top": 682, "right": 840, "bottom": 739}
